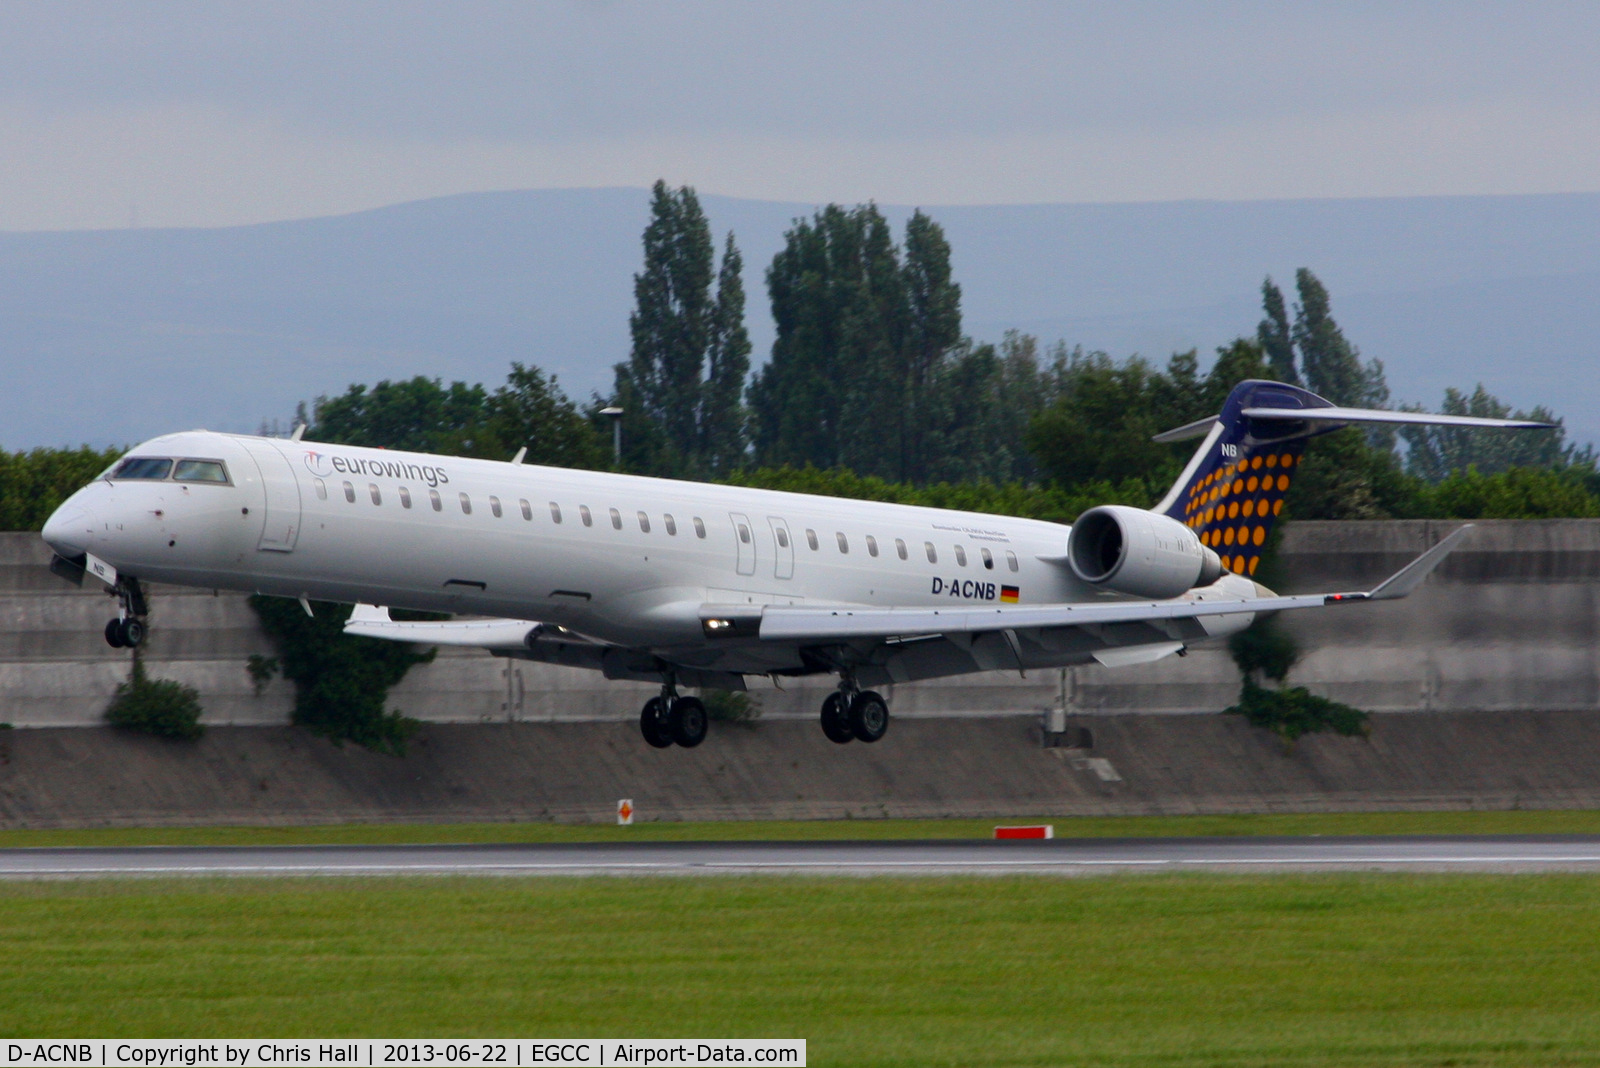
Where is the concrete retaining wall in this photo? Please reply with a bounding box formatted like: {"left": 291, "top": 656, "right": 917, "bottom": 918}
{"left": 2, "top": 519, "right": 1598, "bottom": 729}
{"left": 6, "top": 711, "right": 1600, "bottom": 828}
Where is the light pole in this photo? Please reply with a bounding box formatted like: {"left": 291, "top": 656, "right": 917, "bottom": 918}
{"left": 599, "top": 406, "right": 624, "bottom": 468}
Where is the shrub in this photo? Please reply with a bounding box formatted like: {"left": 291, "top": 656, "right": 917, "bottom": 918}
{"left": 1225, "top": 678, "right": 1368, "bottom": 744}
{"left": 249, "top": 596, "right": 432, "bottom": 755}
{"left": 106, "top": 656, "right": 204, "bottom": 740}
{"left": 701, "top": 689, "right": 761, "bottom": 723}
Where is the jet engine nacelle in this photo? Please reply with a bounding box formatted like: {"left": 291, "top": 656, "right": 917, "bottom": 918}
{"left": 1066, "top": 505, "right": 1223, "bottom": 600}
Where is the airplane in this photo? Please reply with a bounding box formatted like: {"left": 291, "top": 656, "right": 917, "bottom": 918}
{"left": 40, "top": 379, "right": 1550, "bottom": 749}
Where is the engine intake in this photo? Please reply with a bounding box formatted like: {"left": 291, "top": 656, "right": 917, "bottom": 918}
{"left": 1067, "top": 505, "right": 1223, "bottom": 600}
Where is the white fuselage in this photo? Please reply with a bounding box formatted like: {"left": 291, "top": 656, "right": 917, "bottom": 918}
{"left": 42, "top": 430, "right": 1256, "bottom": 678}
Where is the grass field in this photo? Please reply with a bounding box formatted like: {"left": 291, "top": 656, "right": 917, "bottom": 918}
{"left": 3, "top": 873, "right": 1600, "bottom": 1065}
{"left": 7, "top": 808, "right": 1600, "bottom": 848}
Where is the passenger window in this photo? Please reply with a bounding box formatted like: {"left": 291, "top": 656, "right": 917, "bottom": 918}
{"left": 664, "top": 514, "right": 676, "bottom": 536}
{"left": 580, "top": 505, "right": 593, "bottom": 527}
{"left": 429, "top": 489, "right": 442, "bottom": 511}
{"left": 314, "top": 478, "right": 328, "bottom": 501}
{"left": 369, "top": 484, "right": 381, "bottom": 505}
{"left": 955, "top": 545, "right": 967, "bottom": 567}
{"left": 925, "top": 542, "right": 937, "bottom": 564}
{"left": 343, "top": 481, "right": 355, "bottom": 503}
{"left": 638, "top": 511, "right": 651, "bottom": 533}
{"left": 111, "top": 457, "right": 173, "bottom": 480}
{"left": 981, "top": 547, "right": 993, "bottom": 569}
{"left": 610, "top": 508, "right": 622, "bottom": 530}
{"left": 174, "top": 459, "right": 228, "bottom": 483}
{"left": 738, "top": 523, "right": 751, "bottom": 544}
{"left": 1006, "top": 550, "right": 1019, "bottom": 572}
{"left": 485, "top": 496, "right": 499, "bottom": 517}
{"left": 776, "top": 527, "right": 789, "bottom": 548}
{"left": 866, "top": 535, "right": 878, "bottom": 557}
{"left": 399, "top": 486, "right": 412, "bottom": 509}
{"left": 693, "top": 517, "right": 706, "bottom": 538}
{"left": 806, "top": 529, "right": 819, "bottom": 550}
{"left": 895, "top": 538, "right": 908, "bottom": 560}
{"left": 459, "top": 493, "right": 472, "bottom": 515}
{"left": 521, "top": 499, "right": 533, "bottom": 521}
{"left": 547, "top": 502, "right": 559, "bottom": 523}
{"left": 836, "top": 532, "right": 848, "bottom": 553}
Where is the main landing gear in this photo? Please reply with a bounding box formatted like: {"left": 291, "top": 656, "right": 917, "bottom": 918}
{"left": 819, "top": 679, "right": 889, "bottom": 744}
{"left": 638, "top": 679, "right": 708, "bottom": 749}
{"left": 103, "top": 578, "right": 148, "bottom": 650}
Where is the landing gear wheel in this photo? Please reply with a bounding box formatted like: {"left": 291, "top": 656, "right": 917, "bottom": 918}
{"left": 849, "top": 690, "right": 889, "bottom": 743}
{"left": 639, "top": 697, "right": 674, "bottom": 748}
{"left": 820, "top": 692, "right": 854, "bottom": 744}
{"left": 104, "top": 619, "right": 126, "bottom": 649}
{"left": 668, "top": 696, "right": 708, "bottom": 748}
{"left": 121, "top": 619, "right": 145, "bottom": 648}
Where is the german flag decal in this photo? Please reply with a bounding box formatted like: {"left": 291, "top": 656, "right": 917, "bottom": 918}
{"left": 1000, "top": 585, "right": 1020, "bottom": 603}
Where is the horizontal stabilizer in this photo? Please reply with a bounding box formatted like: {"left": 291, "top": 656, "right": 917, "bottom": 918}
{"left": 1240, "top": 405, "right": 1554, "bottom": 430}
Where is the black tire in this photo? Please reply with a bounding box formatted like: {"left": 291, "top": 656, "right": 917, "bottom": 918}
{"left": 639, "top": 697, "right": 673, "bottom": 748}
{"left": 668, "top": 696, "right": 708, "bottom": 748}
{"left": 820, "top": 692, "right": 854, "bottom": 744}
{"left": 104, "top": 618, "right": 126, "bottom": 649}
{"left": 849, "top": 690, "right": 889, "bottom": 743}
{"left": 122, "top": 618, "right": 146, "bottom": 648}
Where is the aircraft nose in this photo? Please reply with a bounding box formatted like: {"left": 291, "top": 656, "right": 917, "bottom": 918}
{"left": 42, "top": 501, "right": 95, "bottom": 558}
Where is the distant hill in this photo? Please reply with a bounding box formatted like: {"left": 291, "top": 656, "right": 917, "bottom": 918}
{"left": 0, "top": 188, "right": 1595, "bottom": 450}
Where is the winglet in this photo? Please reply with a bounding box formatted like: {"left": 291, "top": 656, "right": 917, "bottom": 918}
{"left": 1363, "top": 525, "right": 1472, "bottom": 601}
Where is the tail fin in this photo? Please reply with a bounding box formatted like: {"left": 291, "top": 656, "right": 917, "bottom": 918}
{"left": 1151, "top": 380, "right": 1552, "bottom": 578}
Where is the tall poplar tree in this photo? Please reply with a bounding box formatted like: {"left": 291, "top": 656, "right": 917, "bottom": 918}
{"left": 613, "top": 181, "right": 749, "bottom": 476}
{"left": 1257, "top": 277, "right": 1298, "bottom": 385}
{"left": 751, "top": 205, "right": 961, "bottom": 482}
{"left": 703, "top": 233, "right": 751, "bottom": 475}
{"left": 1292, "top": 268, "right": 1388, "bottom": 409}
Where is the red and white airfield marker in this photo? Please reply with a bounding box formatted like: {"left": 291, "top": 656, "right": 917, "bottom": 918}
{"left": 994, "top": 825, "right": 1053, "bottom": 839}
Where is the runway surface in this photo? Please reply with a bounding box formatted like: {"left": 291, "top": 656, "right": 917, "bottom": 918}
{"left": 7, "top": 836, "right": 1600, "bottom": 877}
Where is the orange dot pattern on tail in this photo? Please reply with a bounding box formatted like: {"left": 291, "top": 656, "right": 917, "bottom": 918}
{"left": 1181, "top": 446, "right": 1303, "bottom": 576}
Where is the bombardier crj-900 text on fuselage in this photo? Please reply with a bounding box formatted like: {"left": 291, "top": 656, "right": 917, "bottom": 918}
{"left": 42, "top": 381, "right": 1548, "bottom": 749}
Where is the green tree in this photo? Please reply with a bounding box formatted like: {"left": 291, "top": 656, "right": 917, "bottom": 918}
{"left": 1257, "top": 278, "right": 1299, "bottom": 385}
{"left": 703, "top": 233, "right": 752, "bottom": 475}
{"left": 899, "top": 210, "right": 963, "bottom": 481}
{"left": 1292, "top": 268, "right": 1388, "bottom": 409}
{"left": 250, "top": 595, "right": 433, "bottom": 754}
{"left": 311, "top": 367, "right": 601, "bottom": 467}
{"left": 478, "top": 363, "right": 605, "bottom": 468}
{"left": 614, "top": 181, "right": 749, "bottom": 477}
{"left": 0, "top": 446, "right": 122, "bottom": 531}
{"left": 315, "top": 377, "right": 489, "bottom": 454}
{"left": 1401, "top": 384, "right": 1588, "bottom": 481}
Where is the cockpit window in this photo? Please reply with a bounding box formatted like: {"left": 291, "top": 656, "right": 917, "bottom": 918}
{"left": 173, "top": 459, "right": 229, "bottom": 483}
{"left": 111, "top": 457, "right": 173, "bottom": 480}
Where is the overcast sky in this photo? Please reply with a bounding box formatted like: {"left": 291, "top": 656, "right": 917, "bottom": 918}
{"left": 0, "top": 1, "right": 1596, "bottom": 230}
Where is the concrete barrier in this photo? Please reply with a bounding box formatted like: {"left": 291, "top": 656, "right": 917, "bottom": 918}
{"left": 1, "top": 519, "right": 1597, "bottom": 729}
{"left": 8, "top": 711, "right": 1600, "bottom": 828}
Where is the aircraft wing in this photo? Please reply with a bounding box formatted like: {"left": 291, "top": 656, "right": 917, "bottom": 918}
{"left": 756, "top": 524, "right": 1470, "bottom": 642}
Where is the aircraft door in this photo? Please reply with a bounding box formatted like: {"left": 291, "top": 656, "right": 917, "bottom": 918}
{"left": 768, "top": 517, "right": 794, "bottom": 579}
{"left": 730, "top": 512, "right": 756, "bottom": 576}
{"left": 243, "top": 440, "right": 303, "bottom": 552}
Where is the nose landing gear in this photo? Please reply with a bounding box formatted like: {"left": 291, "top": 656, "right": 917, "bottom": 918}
{"left": 638, "top": 677, "right": 708, "bottom": 749}
{"left": 102, "top": 577, "right": 149, "bottom": 650}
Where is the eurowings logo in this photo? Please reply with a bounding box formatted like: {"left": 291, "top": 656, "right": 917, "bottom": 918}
{"left": 301, "top": 449, "right": 450, "bottom": 487}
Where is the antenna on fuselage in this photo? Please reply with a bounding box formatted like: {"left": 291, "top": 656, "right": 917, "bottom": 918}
{"left": 289, "top": 423, "right": 306, "bottom": 441}
{"left": 511, "top": 446, "right": 527, "bottom": 465}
